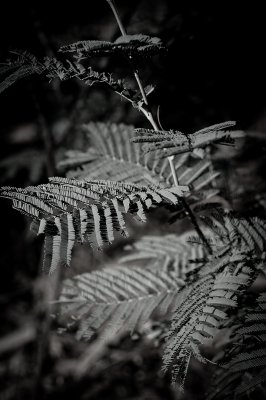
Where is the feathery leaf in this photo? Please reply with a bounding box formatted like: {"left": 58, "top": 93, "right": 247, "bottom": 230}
{"left": 162, "top": 253, "right": 259, "bottom": 389}
{"left": 0, "top": 178, "right": 187, "bottom": 273}
{"left": 58, "top": 262, "right": 185, "bottom": 342}
{"left": 119, "top": 231, "right": 208, "bottom": 279}
{"left": 207, "top": 293, "right": 266, "bottom": 399}
{"left": 59, "top": 122, "right": 221, "bottom": 206}
{"left": 59, "top": 34, "right": 165, "bottom": 60}
{"left": 131, "top": 122, "right": 245, "bottom": 159}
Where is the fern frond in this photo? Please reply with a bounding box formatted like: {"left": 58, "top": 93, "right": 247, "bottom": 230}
{"left": 207, "top": 293, "right": 266, "bottom": 399}
{"left": 44, "top": 57, "right": 135, "bottom": 97}
{"left": 200, "top": 211, "right": 266, "bottom": 256}
{"left": 162, "top": 254, "right": 258, "bottom": 389}
{"left": 193, "top": 121, "right": 238, "bottom": 135}
{"left": 57, "top": 263, "right": 185, "bottom": 341}
{"left": 59, "top": 34, "right": 165, "bottom": 60}
{"left": 0, "top": 178, "right": 187, "bottom": 273}
{"left": 0, "top": 34, "right": 163, "bottom": 94}
{"left": 0, "top": 51, "right": 44, "bottom": 94}
{"left": 0, "top": 52, "right": 137, "bottom": 100}
{"left": 131, "top": 122, "right": 245, "bottom": 158}
{"left": 119, "top": 231, "right": 208, "bottom": 279}
{"left": 59, "top": 122, "right": 220, "bottom": 205}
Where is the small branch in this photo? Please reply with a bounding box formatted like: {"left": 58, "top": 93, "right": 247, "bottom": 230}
{"left": 106, "top": 0, "right": 212, "bottom": 253}
{"left": 134, "top": 71, "right": 149, "bottom": 105}
{"left": 157, "top": 105, "right": 164, "bottom": 130}
{"left": 168, "top": 155, "right": 179, "bottom": 186}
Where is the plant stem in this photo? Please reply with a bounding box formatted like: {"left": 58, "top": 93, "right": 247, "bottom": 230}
{"left": 106, "top": 0, "right": 127, "bottom": 36}
{"left": 106, "top": 0, "right": 149, "bottom": 107}
{"left": 134, "top": 71, "right": 149, "bottom": 105}
{"left": 106, "top": 0, "right": 212, "bottom": 253}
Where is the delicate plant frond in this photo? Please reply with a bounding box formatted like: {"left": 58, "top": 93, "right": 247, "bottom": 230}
{"left": 0, "top": 178, "right": 187, "bottom": 273}
{"left": 162, "top": 254, "right": 259, "bottom": 389}
{"left": 59, "top": 122, "right": 220, "bottom": 205}
{"left": 43, "top": 57, "right": 135, "bottom": 97}
{"left": 59, "top": 34, "right": 165, "bottom": 60}
{"left": 200, "top": 211, "right": 266, "bottom": 256}
{"left": 119, "top": 231, "right": 208, "bottom": 279}
{"left": 193, "top": 121, "right": 238, "bottom": 135}
{"left": 0, "top": 35, "right": 163, "bottom": 95}
{"left": 0, "top": 52, "right": 137, "bottom": 100}
{"left": 0, "top": 51, "right": 44, "bottom": 94}
{"left": 131, "top": 122, "right": 245, "bottom": 158}
{"left": 207, "top": 293, "right": 266, "bottom": 399}
{"left": 58, "top": 263, "right": 185, "bottom": 341}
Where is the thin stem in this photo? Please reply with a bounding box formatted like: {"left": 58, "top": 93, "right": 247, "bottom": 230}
{"left": 134, "top": 71, "right": 149, "bottom": 105}
{"left": 157, "top": 105, "right": 164, "bottom": 130}
{"left": 180, "top": 200, "right": 212, "bottom": 252}
{"left": 106, "top": 0, "right": 127, "bottom": 36}
{"left": 168, "top": 155, "right": 179, "bottom": 186}
{"left": 106, "top": 0, "right": 149, "bottom": 107}
{"left": 106, "top": 0, "right": 212, "bottom": 253}
{"left": 106, "top": 0, "right": 180, "bottom": 185}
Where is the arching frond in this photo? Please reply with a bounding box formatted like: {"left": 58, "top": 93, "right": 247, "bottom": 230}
{"left": 58, "top": 262, "right": 185, "bottom": 342}
{"left": 0, "top": 178, "right": 187, "bottom": 274}
{"left": 162, "top": 253, "right": 259, "bottom": 389}
{"left": 0, "top": 52, "right": 138, "bottom": 100}
{"left": 44, "top": 57, "right": 137, "bottom": 98}
{"left": 0, "top": 51, "right": 44, "bottom": 94}
{"left": 131, "top": 122, "right": 245, "bottom": 158}
{"left": 207, "top": 293, "right": 266, "bottom": 400}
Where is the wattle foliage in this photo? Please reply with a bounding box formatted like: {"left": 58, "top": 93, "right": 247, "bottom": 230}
{"left": 0, "top": 177, "right": 188, "bottom": 273}
{"left": 0, "top": 4, "right": 265, "bottom": 398}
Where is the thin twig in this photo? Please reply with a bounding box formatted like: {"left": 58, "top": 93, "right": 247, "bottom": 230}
{"left": 157, "top": 105, "right": 164, "bottom": 130}
{"left": 106, "top": 0, "right": 149, "bottom": 106}
{"left": 106, "top": 0, "right": 127, "bottom": 36}
{"left": 106, "top": 0, "right": 212, "bottom": 253}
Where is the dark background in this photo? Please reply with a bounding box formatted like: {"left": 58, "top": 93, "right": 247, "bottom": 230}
{"left": 1, "top": 1, "right": 266, "bottom": 130}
